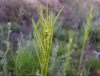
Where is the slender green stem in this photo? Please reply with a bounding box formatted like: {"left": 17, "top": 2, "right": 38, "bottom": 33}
{"left": 32, "top": 40, "right": 41, "bottom": 66}
{"left": 77, "top": 39, "right": 86, "bottom": 76}
{"left": 5, "top": 24, "right": 11, "bottom": 56}
{"left": 3, "top": 23, "right": 11, "bottom": 76}
{"left": 77, "top": 6, "right": 93, "bottom": 76}
{"left": 63, "top": 31, "right": 73, "bottom": 76}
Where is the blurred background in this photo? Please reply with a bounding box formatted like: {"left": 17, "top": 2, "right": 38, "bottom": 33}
{"left": 0, "top": 0, "right": 100, "bottom": 52}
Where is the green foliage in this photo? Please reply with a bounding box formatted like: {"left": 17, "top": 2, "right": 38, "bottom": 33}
{"left": 89, "top": 23, "right": 100, "bottom": 51}
{"left": 57, "top": 41, "right": 67, "bottom": 57}
{"left": 83, "top": 69, "right": 90, "bottom": 76}
{"left": 0, "top": 23, "right": 10, "bottom": 51}
{"left": 89, "top": 24, "right": 99, "bottom": 41}
{"left": 48, "top": 39, "right": 61, "bottom": 76}
{"left": 14, "top": 50, "right": 39, "bottom": 76}
{"left": 7, "top": 58, "right": 15, "bottom": 73}
{"left": 86, "top": 56, "right": 100, "bottom": 71}
{"left": 10, "top": 22, "right": 20, "bottom": 32}
{"left": 72, "top": 28, "right": 84, "bottom": 49}
{"left": 54, "top": 21, "right": 69, "bottom": 41}
{"left": 0, "top": 23, "right": 11, "bottom": 76}
{"left": 13, "top": 39, "right": 40, "bottom": 76}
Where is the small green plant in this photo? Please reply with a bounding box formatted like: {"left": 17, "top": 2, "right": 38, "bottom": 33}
{"left": 32, "top": 3, "right": 63, "bottom": 76}
{"left": 12, "top": 39, "right": 40, "bottom": 76}
{"left": 72, "top": 28, "right": 84, "bottom": 49}
{"left": 0, "top": 23, "right": 11, "bottom": 51}
{"left": 86, "top": 56, "right": 100, "bottom": 72}
{"left": 14, "top": 50, "right": 39, "bottom": 76}
{"left": 77, "top": 6, "right": 93, "bottom": 76}
{"left": 0, "top": 23, "right": 11, "bottom": 76}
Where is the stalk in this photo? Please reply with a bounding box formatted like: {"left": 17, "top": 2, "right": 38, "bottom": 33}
{"left": 32, "top": 3, "right": 63, "bottom": 76}
{"left": 77, "top": 6, "right": 93, "bottom": 76}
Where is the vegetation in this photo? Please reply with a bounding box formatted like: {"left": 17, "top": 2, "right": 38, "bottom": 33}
{"left": 0, "top": 1, "right": 100, "bottom": 76}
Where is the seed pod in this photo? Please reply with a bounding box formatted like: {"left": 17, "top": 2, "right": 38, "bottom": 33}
{"left": 44, "top": 29, "right": 49, "bottom": 37}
